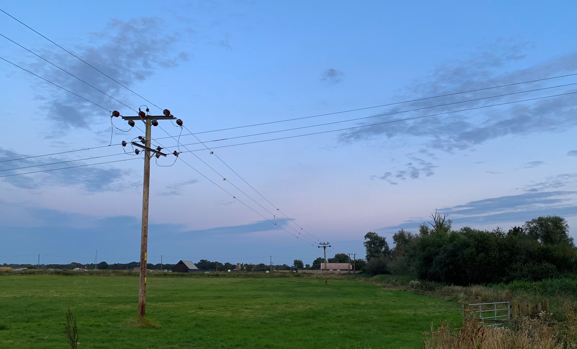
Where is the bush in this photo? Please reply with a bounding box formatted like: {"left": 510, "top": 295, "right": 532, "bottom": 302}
{"left": 364, "top": 256, "right": 389, "bottom": 276}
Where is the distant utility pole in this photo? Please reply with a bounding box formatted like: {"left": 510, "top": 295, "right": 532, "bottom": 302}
{"left": 119, "top": 108, "right": 177, "bottom": 319}
{"left": 352, "top": 253, "right": 356, "bottom": 273}
{"left": 347, "top": 253, "right": 352, "bottom": 274}
{"left": 37, "top": 254, "right": 40, "bottom": 270}
{"left": 94, "top": 250, "right": 98, "bottom": 270}
{"left": 160, "top": 255, "right": 163, "bottom": 271}
{"left": 318, "top": 242, "right": 331, "bottom": 284}
{"left": 270, "top": 256, "right": 273, "bottom": 273}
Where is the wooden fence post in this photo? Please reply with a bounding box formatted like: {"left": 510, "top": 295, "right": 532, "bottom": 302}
{"left": 512, "top": 300, "right": 518, "bottom": 320}
{"left": 543, "top": 299, "right": 550, "bottom": 313}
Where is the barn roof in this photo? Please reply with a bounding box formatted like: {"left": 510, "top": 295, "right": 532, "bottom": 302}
{"left": 180, "top": 260, "right": 198, "bottom": 270}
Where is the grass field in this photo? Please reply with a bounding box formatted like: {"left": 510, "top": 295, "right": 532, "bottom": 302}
{"left": 0, "top": 275, "right": 462, "bottom": 349}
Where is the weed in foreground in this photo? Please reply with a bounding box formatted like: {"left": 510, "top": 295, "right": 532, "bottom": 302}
{"left": 63, "top": 308, "right": 79, "bottom": 349}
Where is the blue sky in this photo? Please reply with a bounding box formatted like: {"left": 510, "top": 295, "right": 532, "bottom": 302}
{"left": 1, "top": 0, "right": 577, "bottom": 267}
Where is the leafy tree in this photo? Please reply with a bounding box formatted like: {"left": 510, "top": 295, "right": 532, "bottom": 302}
{"left": 354, "top": 259, "right": 366, "bottom": 272}
{"left": 524, "top": 216, "right": 574, "bottom": 247}
{"left": 311, "top": 257, "right": 324, "bottom": 270}
{"left": 363, "top": 232, "right": 390, "bottom": 261}
{"left": 97, "top": 261, "right": 109, "bottom": 270}
{"left": 293, "top": 259, "right": 304, "bottom": 270}
{"left": 328, "top": 253, "right": 350, "bottom": 263}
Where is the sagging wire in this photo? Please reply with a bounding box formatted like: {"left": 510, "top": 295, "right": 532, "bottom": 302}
{"left": 109, "top": 110, "right": 134, "bottom": 146}
{"left": 155, "top": 153, "right": 179, "bottom": 167}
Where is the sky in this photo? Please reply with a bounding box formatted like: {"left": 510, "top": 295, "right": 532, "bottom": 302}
{"left": 1, "top": 0, "right": 577, "bottom": 267}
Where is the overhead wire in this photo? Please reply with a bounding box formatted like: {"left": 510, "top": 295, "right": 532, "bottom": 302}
{"left": 156, "top": 81, "right": 577, "bottom": 143}
{"left": 0, "top": 8, "right": 162, "bottom": 111}
{"left": 0, "top": 157, "right": 142, "bottom": 178}
{"left": 0, "top": 152, "right": 126, "bottom": 172}
{"left": 137, "top": 123, "right": 318, "bottom": 246}
{"left": 181, "top": 124, "right": 320, "bottom": 242}
{"left": 0, "top": 56, "right": 111, "bottom": 112}
{"left": 158, "top": 125, "right": 317, "bottom": 242}
{"left": 0, "top": 33, "right": 136, "bottom": 112}
{"left": 177, "top": 73, "right": 577, "bottom": 135}
{"left": 2, "top": 77, "right": 576, "bottom": 165}
{"left": 170, "top": 89, "right": 577, "bottom": 152}
{"left": 0, "top": 144, "right": 119, "bottom": 163}
{"left": 177, "top": 156, "right": 317, "bottom": 247}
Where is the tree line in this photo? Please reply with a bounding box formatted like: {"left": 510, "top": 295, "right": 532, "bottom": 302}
{"left": 362, "top": 213, "right": 577, "bottom": 285}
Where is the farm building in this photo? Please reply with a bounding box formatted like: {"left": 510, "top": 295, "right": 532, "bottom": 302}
{"left": 320, "top": 263, "right": 352, "bottom": 272}
{"left": 172, "top": 260, "right": 199, "bottom": 273}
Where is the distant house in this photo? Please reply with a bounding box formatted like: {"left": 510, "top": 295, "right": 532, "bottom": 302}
{"left": 320, "top": 263, "right": 352, "bottom": 272}
{"left": 172, "top": 260, "right": 199, "bottom": 273}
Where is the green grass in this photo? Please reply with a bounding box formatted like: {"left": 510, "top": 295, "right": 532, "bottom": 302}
{"left": 0, "top": 275, "right": 461, "bottom": 348}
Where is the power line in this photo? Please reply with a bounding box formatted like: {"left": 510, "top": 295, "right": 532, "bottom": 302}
{"left": 151, "top": 126, "right": 318, "bottom": 246}
{"left": 181, "top": 124, "right": 320, "bottom": 242}
{"left": 172, "top": 89, "right": 577, "bottom": 152}
{"left": 160, "top": 127, "right": 320, "bottom": 242}
{"left": 0, "top": 152, "right": 126, "bottom": 172}
{"left": 184, "top": 74, "right": 577, "bottom": 135}
{"left": 132, "top": 125, "right": 318, "bottom": 246}
{"left": 157, "top": 81, "right": 577, "bottom": 143}
{"left": 0, "top": 157, "right": 141, "bottom": 178}
{"left": 0, "top": 144, "right": 119, "bottom": 163}
{"left": 0, "top": 33, "right": 136, "bottom": 112}
{"left": 0, "top": 55, "right": 111, "bottom": 112}
{"left": 176, "top": 156, "right": 316, "bottom": 246}
{"left": 3, "top": 87, "right": 576, "bottom": 169}
{"left": 0, "top": 8, "right": 161, "bottom": 111}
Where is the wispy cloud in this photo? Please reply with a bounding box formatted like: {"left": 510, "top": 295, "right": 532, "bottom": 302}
{"left": 157, "top": 179, "right": 199, "bottom": 196}
{"left": 339, "top": 41, "right": 577, "bottom": 154}
{"left": 29, "top": 17, "right": 189, "bottom": 132}
{"left": 518, "top": 161, "right": 545, "bottom": 169}
{"left": 373, "top": 156, "right": 436, "bottom": 185}
{"left": 371, "top": 172, "right": 398, "bottom": 185}
{"left": 320, "top": 68, "right": 344, "bottom": 84}
{"left": 568, "top": 150, "right": 577, "bottom": 157}
{"left": 525, "top": 173, "right": 577, "bottom": 192}
{"left": 380, "top": 191, "right": 577, "bottom": 232}
{"left": 184, "top": 218, "right": 293, "bottom": 236}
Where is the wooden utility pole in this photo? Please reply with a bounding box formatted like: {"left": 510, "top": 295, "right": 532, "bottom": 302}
{"left": 352, "top": 253, "right": 356, "bottom": 273}
{"left": 138, "top": 117, "right": 152, "bottom": 318}
{"left": 37, "top": 254, "right": 40, "bottom": 270}
{"left": 160, "top": 255, "right": 163, "bottom": 271}
{"left": 270, "top": 255, "right": 273, "bottom": 273}
{"left": 318, "top": 242, "right": 331, "bottom": 284}
{"left": 120, "top": 108, "right": 176, "bottom": 319}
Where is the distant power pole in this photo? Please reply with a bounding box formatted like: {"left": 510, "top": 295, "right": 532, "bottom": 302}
{"left": 119, "top": 108, "right": 177, "bottom": 319}
{"left": 270, "top": 256, "right": 273, "bottom": 273}
{"left": 94, "top": 250, "right": 98, "bottom": 270}
{"left": 352, "top": 253, "right": 356, "bottom": 273}
{"left": 318, "top": 242, "right": 331, "bottom": 284}
{"left": 160, "top": 255, "right": 163, "bottom": 271}
{"left": 37, "top": 254, "right": 40, "bottom": 270}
